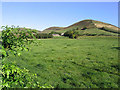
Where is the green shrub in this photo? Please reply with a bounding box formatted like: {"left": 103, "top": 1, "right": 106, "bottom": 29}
{"left": 1, "top": 25, "right": 35, "bottom": 57}
{"left": 2, "top": 63, "right": 53, "bottom": 88}
{"left": 1, "top": 25, "right": 54, "bottom": 88}
{"left": 63, "top": 30, "right": 79, "bottom": 39}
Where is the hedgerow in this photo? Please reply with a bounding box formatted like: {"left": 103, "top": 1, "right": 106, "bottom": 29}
{"left": 1, "top": 25, "right": 53, "bottom": 88}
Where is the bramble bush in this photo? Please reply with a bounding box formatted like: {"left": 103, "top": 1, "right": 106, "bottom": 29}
{"left": 1, "top": 25, "right": 35, "bottom": 57}
{"left": 2, "top": 62, "right": 53, "bottom": 88}
{"left": 1, "top": 25, "right": 53, "bottom": 88}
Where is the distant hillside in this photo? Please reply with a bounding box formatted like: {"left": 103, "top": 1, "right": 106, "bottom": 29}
{"left": 18, "top": 28, "right": 41, "bottom": 33}
{"left": 42, "top": 27, "right": 64, "bottom": 33}
{"left": 42, "top": 19, "right": 120, "bottom": 36}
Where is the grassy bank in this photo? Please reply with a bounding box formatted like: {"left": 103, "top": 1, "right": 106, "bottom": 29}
{"left": 5, "top": 36, "right": 119, "bottom": 88}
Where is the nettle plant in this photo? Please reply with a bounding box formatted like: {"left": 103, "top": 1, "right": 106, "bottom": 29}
{"left": 1, "top": 25, "right": 53, "bottom": 88}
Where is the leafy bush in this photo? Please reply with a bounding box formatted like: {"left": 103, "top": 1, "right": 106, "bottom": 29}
{"left": 1, "top": 25, "right": 35, "bottom": 57}
{"left": 1, "top": 25, "right": 53, "bottom": 88}
{"left": 63, "top": 30, "right": 79, "bottom": 39}
{"left": 2, "top": 63, "right": 53, "bottom": 88}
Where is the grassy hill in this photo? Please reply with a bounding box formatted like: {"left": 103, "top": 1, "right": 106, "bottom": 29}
{"left": 43, "top": 27, "right": 64, "bottom": 33}
{"left": 42, "top": 19, "right": 120, "bottom": 36}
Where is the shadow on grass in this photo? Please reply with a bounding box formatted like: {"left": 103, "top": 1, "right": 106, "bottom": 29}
{"left": 111, "top": 47, "right": 120, "bottom": 50}
{"left": 117, "top": 77, "right": 120, "bottom": 88}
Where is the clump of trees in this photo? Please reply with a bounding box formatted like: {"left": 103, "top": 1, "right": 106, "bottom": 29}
{"left": 34, "top": 33, "right": 53, "bottom": 39}
{"left": 63, "top": 29, "right": 79, "bottom": 39}
{"left": 49, "top": 31, "right": 61, "bottom": 35}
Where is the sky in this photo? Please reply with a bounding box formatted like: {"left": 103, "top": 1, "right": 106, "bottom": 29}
{"left": 1, "top": 0, "right": 120, "bottom": 2}
{"left": 1, "top": 2, "right": 119, "bottom": 31}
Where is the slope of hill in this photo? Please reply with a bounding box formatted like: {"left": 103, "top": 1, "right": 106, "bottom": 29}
{"left": 42, "top": 27, "right": 64, "bottom": 33}
{"left": 42, "top": 19, "right": 120, "bottom": 35}
{"left": 18, "top": 28, "right": 41, "bottom": 33}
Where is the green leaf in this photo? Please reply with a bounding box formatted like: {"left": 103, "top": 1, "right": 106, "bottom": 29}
{"left": 18, "top": 53, "right": 21, "bottom": 56}
{"left": 7, "top": 33, "right": 9, "bottom": 36}
{"left": 6, "top": 70, "right": 10, "bottom": 79}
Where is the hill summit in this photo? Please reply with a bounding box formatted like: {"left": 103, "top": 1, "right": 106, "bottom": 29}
{"left": 42, "top": 19, "right": 119, "bottom": 35}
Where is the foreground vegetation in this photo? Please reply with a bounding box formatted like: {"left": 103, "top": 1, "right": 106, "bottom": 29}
{"left": 4, "top": 36, "right": 119, "bottom": 88}
{"left": 1, "top": 26, "right": 53, "bottom": 88}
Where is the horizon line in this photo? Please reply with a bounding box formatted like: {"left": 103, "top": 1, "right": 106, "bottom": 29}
{"left": 1, "top": 19, "right": 119, "bottom": 31}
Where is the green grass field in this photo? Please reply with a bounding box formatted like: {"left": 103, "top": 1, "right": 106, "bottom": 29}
{"left": 5, "top": 36, "right": 119, "bottom": 88}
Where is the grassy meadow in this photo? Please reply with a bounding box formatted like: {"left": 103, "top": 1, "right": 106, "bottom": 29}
{"left": 5, "top": 36, "right": 119, "bottom": 88}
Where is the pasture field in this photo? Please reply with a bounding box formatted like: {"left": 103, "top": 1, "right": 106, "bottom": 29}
{"left": 5, "top": 36, "right": 119, "bottom": 88}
